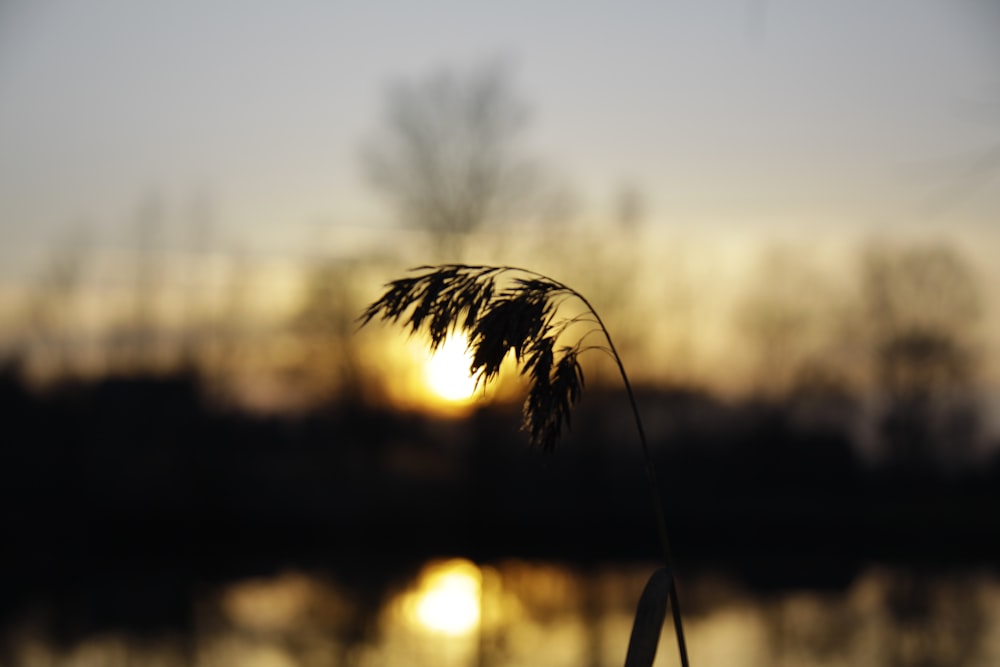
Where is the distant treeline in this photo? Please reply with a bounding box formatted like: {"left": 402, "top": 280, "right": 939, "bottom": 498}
{"left": 12, "top": 229, "right": 993, "bottom": 429}
{"left": 1, "top": 366, "right": 997, "bottom": 631}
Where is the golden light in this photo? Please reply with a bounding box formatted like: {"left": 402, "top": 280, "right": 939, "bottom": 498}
{"left": 423, "top": 334, "right": 479, "bottom": 403}
{"left": 404, "top": 559, "right": 482, "bottom": 636}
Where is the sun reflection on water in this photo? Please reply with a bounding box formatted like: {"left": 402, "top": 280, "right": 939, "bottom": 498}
{"left": 4, "top": 565, "right": 1000, "bottom": 666}
{"left": 402, "top": 559, "right": 482, "bottom": 636}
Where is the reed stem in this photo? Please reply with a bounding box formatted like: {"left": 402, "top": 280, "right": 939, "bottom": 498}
{"left": 363, "top": 263, "right": 691, "bottom": 666}
{"left": 571, "top": 291, "right": 691, "bottom": 667}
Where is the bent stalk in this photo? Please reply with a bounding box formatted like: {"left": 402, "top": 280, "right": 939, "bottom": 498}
{"left": 561, "top": 287, "right": 690, "bottom": 667}
{"left": 361, "top": 264, "right": 690, "bottom": 667}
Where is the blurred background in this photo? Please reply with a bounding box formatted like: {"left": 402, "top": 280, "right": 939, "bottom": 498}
{"left": 1, "top": 1, "right": 999, "bottom": 665}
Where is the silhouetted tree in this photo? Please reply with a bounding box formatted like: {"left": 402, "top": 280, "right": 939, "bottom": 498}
{"left": 736, "top": 247, "right": 858, "bottom": 400}
{"left": 127, "top": 193, "right": 165, "bottom": 370}
{"left": 364, "top": 62, "right": 539, "bottom": 260}
{"left": 861, "top": 242, "right": 982, "bottom": 465}
{"left": 23, "top": 229, "right": 90, "bottom": 382}
{"left": 292, "top": 258, "right": 374, "bottom": 409}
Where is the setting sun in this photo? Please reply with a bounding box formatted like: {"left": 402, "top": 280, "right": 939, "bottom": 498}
{"left": 424, "top": 334, "right": 479, "bottom": 403}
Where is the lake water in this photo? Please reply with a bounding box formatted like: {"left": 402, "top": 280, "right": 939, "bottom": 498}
{"left": 3, "top": 561, "right": 999, "bottom": 666}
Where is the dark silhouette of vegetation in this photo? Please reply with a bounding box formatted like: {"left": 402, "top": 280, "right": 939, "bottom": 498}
{"left": 362, "top": 265, "right": 590, "bottom": 451}
{"left": 362, "top": 263, "right": 690, "bottom": 667}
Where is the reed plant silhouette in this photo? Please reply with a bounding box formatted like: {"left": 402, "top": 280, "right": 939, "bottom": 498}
{"left": 361, "top": 264, "right": 690, "bottom": 667}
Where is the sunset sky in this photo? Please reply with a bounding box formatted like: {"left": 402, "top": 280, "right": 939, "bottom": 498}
{"left": 1, "top": 1, "right": 998, "bottom": 415}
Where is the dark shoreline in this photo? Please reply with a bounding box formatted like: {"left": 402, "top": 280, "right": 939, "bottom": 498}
{"left": 2, "top": 370, "right": 998, "bottom": 637}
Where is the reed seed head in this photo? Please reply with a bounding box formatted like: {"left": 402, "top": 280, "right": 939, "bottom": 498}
{"left": 361, "top": 264, "right": 594, "bottom": 451}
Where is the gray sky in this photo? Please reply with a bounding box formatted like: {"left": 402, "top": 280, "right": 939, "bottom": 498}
{"left": 0, "top": 0, "right": 998, "bottom": 278}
